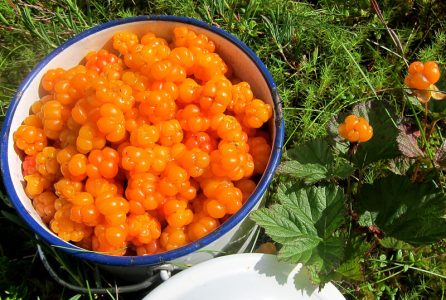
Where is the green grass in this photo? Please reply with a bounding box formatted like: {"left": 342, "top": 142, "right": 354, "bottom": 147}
{"left": 1, "top": 0, "right": 446, "bottom": 298}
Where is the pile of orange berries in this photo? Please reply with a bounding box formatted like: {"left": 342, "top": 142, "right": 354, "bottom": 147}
{"left": 13, "top": 27, "right": 273, "bottom": 256}
{"left": 338, "top": 115, "right": 373, "bottom": 143}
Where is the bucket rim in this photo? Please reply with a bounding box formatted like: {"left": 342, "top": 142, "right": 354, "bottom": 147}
{"left": 1, "top": 15, "right": 285, "bottom": 266}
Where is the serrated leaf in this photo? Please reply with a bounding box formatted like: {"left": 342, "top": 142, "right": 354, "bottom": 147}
{"left": 434, "top": 140, "right": 446, "bottom": 171}
{"left": 286, "top": 138, "right": 333, "bottom": 165}
{"left": 358, "top": 174, "right": 446, "bottom": 245}
{"left": 333, "top": 259, "right": 364, "bottom": 281}
{"left": 250, "top": 207, "right": 316, "bottom": 244}
{"left": 252, "top": 183, "right": 346, "bottom": 284}
{"left": 313, "top": 236, "right": 345, "bottom": 271}
{"left": 396, "top": 123, "right": 423, "bottom": 158}
{"left": 278, "top": 161, "right": 328, "bottom": 183}
{"left": 344, "top": 234, "right": 371, "bottom": 260}
{"left": 358, "top": 211, "right": 376, "bottom": 227}
{"left": 351, "top": 101, "right": 400, "bottom": 166}
{"left": 379, "top": 237, "right": 413, "bottom": 250}
{"left": 388, "top": 157, "right": 413, "bottom": 175}
{"left": 330, "top": 159, "right": 355, "bottom": 179}
{"left": 277, "top": 183, "right": 345, "bottom": 238}
{"left": 278, "top": 239, "right": 320, "bottom": 263}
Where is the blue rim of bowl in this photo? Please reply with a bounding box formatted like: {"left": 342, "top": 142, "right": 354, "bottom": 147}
{"left": 0, "top": 15, "right": 285, "bottom": 266}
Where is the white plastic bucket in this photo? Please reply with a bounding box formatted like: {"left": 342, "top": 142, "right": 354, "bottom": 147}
{"left": 0, "top": 16, "right": 285, "bottom": 280}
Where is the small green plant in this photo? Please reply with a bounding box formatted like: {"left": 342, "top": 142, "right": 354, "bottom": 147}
{"left": 251, "top": 62, "right": 446, "bottom": 297}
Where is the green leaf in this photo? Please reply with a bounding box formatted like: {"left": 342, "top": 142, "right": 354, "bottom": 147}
{"left": 333, "top": 259, "right": 364, "bottom": 281}
{"left": 277, "top": 182, "right": 345, "bottom": 238}
{"left": 330, "top": 159, "right": 355, "bottom": 179}
{"left": 280, "top": 138, "right": 335, "bottom": 183}
{"left": 281, "top": 138, "right": 358, "bottom": 183}
{"left": 287, "top": 138, "right": 333, "bottom": 165}
{"left": 352, "top": 101, "right": 400, "bottom": 167}
{"left": 313, "top": 236, "right": 345, "bottom": 271}
{"left": 358, "top": 174, "right": 446, "bottom": 245}
{"left": 278, "top": 161, "right": 328, "bottom": 183}
{"left": 251, "top": 183, "right": 346, "bottom": 283}
{"left": 358, "top": 211, "right": 376, "bottom": 227}
{"left": 379, "top": 237, "right": 413, "bottom": 250}
{"left": 250, "top": 207, "right": 317, "bottom": 244}
{"left": 278, "top": 238, "right": 320, "bottom": 263}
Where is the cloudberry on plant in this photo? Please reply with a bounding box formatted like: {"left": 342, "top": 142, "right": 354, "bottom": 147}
{"left": 405, "top": 61, "right": 441, "bottom": 90}
{"left": 338, "top": 115, "right": 373, "bottom": 143}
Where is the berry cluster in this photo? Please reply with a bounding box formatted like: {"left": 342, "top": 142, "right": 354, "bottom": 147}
{"left": 405, "top": 61, "right": 440, "bottom": 91}
{"left": 404, "top": 61, "right": 443, "bottom": 103}
{"left": 13, "top": 27, "right": 273, "bottom": 256}
{"left": 338, "top": 115, "right": 373, "bottom": 143}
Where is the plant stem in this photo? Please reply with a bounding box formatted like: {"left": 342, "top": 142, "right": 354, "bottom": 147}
{"left": 412, "top": 100, "right": 432, "bottom": 182}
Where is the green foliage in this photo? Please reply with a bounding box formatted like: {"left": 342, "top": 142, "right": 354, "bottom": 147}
{"left": 254, "top": 94, "right": 446, "bottom": 297}
{"left": 358, "top": 175, "right": 446, "bottom": 245}
{"left": 251, "top": 183, "right": 345, "bottom": 278}
{"left": 279, "top": 138, "right": 354, "bottom": 183}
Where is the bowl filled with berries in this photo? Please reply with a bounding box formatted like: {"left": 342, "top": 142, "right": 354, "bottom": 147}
{"left": 1, "top": 16, "right": 284, "bottom": 278}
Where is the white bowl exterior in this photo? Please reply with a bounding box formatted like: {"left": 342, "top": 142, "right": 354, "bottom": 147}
{"left": 6, "top": 20, "right": 275, "bottom": 270}
{"left": 144, "top": 254, "right": 345, "bottom": 300}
